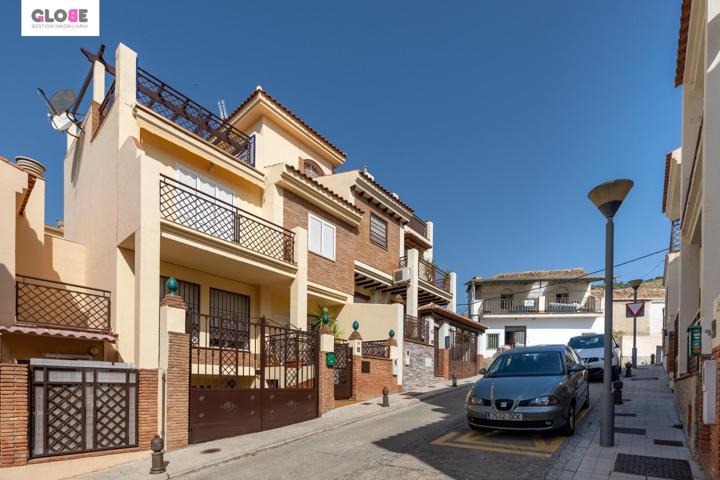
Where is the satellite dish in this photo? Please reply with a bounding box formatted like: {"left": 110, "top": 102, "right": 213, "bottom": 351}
{"left": 48, "top": 89, "right": 75, "bottom": 115}
{"left": 50, "top": 112, "right": 74, "bottom": 132}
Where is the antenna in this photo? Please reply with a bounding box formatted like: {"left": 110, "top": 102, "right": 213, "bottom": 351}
{"left": 217, "top": 99, "right": 228, "bottom": 120}
{"left": 37, "top": 88, "right": 82, "bottom": 134}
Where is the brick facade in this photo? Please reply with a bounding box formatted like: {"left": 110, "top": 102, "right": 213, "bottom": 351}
{"left": 283, "top": 190, "right": 357, "bottom": 295}
{"left": 167, "top": 332, "right": 190, "bottom": 450}
{"left": 351, "top": 355, "right": 401, "bottom": 401}
{"left": 319, "top": 352, "right": 335, "bottom": 415}
{"left": 0, "top": 364, "right": 29, "bottom": 467}
{"left": 137, "top": 369, "right": 159, "bottom": 450}
{"left": 353, "top": 194, "right": 402, "bottom": 275}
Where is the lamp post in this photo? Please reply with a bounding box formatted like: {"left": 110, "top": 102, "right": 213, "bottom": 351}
{"left": 628, "top": 279, "right": 643, "bottom": 369}
{"left": 588, "top": 178, "right": 633, "bottom": 448}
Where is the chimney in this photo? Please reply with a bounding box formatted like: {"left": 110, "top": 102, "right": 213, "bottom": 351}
{"left": 15, "top": 156, "right": 46, "bottom": 216}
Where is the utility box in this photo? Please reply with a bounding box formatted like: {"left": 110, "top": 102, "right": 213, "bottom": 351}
{"left": 703, "top": 359, "right": 717, "bottom": 424}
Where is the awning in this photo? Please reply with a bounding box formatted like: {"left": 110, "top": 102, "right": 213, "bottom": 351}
{"left": 419, "top": 303, "right": 487, "bottom": 333}
{"left": 0, "top": 324, "right": 116, "bottom": 343}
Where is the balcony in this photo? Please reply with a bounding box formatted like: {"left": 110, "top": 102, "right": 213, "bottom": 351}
{"left": 480, "top": 296, "right": 601, "bottom": 315}
{"left": 408, "top": 214, "right": 428, "bottom": 238}
{"left": 669, "top": 219, "right": 680, "bottom": 253}
{"left": 404, "top": 314, "right": 431, "bottom": 345}
{"left": 136, "top": 67, "right": 254, "bottom": 168}
{"left": 15, "top": 275, "right": 111, "bottom": 333}
{"left": 400, "top": 256, "right": 450, "bottom": 294}
{"left": 159, "top": 176, "right": 295, "bottom": 264}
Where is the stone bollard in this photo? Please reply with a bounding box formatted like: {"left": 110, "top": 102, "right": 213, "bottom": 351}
{"left": 452, "top": 374, "right": 457, "bottom": 387}
{"left": 149, "top": 435, "right": 166, "bottom": 474}
{"left": 382, "top": 386, "right": 390, "bottom": 407}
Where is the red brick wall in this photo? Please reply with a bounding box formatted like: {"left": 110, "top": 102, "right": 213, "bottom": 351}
{"left": 696, "top": 355, "right": 711, "bottom": 470}
{"left": 353, "top": 194, "right": 402, "bottom": 275}
{"left": 319, "top": 352, "right": 335, "bottom": 415}
{"left": 0, "top": 364, "right": 28, "bottom": 467}
{"left": 283, "top": 190, "right": 357, "bottom": 295}
{"left": 137, "top": 369, "right": 158, "bottom": 450}
{"left": 352, "top": 355, "right": 401, "bottom": 401}
{"left": 167, "top": 332, "right": 190, "bottom": 450}
{"left": 709, "top": 347, "right": 720, "bottom": 480}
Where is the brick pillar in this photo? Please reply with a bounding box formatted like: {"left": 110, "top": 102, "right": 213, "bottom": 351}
{"left": 319, "top": 329, "right": 335, "bottom": 415}
{"left": 710, "top": 347, "right": 720, "bottom": 480}
{"left": 0, "top": 364, "right": 28, "bottom": 467}
{"left": 137, "top": 369, "right": 159, "bottom": 450}
{"left": 166, "top": 332, "right": 190, "bottom": 450}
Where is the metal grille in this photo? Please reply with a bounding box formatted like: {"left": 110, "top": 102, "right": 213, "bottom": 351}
{"left": 362, "top": 340, "right": 389, "bottom": 358}
{"left": 97, "top": 81, "right": 115, "bottom": 129}
{"left": 334, "top": 340, "right": 352, "bottom": 399}
{"left": 404, "top": 315, "right": 430, "bottom": 345}
{"left": 136, "top": 67, "right": 254, "bottom": 166}
{"left": 16, "top": 275, "right": 111, "bottom": 332}
{"left": 398, "top": 257, "right": 451, "bottom": 293}
{"left": 670, "top": 219, "right": 681, "bottom": 252}
{"left": 160, "top": 176, "right": 295, "bottom": 264}
{"left": 30, "top": 366, "right": 137, "bottom": 458}
{"left": 450, "top": 329, "right": 478, "bottom": 378}
{"left": 613, "top": 453, "right": 693, "bottom": 480}
{"left": 369, "top": 214, "right": 388, "bottom": 249}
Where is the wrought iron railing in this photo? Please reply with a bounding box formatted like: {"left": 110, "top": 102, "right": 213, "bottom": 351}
{"left": 481, "top": 297, "right": 539, "bottom": 314}
{"left": 408, "top": 214, "right": 428, "bottom": 238}
{"left": 670, "top": 219, "right": 681, "bottom": 253}
{"left": 97, "top": 81, "right": 115, "bottom": 129}
{"left": 544, "top": 296, "right": 601, "bottom": 313}
{"left": 159, "top": 176, "right": 295, "bottom": 264}
{"left": 399, "top": 256, "right": 451, "bottom": 293}
{"left": 16, "top": 275, "right": 111, "bottom": 332}
{"left": 362, "top": 340, "right": 390, "bottom": 358}
{"left": 136, "top": 67, "right": 255, "bottom": 167}
{"left": 404, "top": 315, "right": 430, "bottom": 345}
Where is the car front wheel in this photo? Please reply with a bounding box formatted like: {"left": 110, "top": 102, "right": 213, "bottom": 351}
{"left": 561, "top": 401, "right": 576, "bottom": 436}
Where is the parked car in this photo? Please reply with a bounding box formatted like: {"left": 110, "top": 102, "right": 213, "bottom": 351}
{"left": 568, "top": 333, "right": 620, "bottom": 380}
{"left": 465, "top": 345, "right": 589, "bottom": 436}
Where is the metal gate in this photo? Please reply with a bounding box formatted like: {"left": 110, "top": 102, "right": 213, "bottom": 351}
{"left": 29, "top": 361, "right": 138, "bottom": 458}
{"left": 334, "top": 340, "right": 352, "bottom": 400}
{"left": 188, "top": 314, "right": 318, "bottom": 443}
{"left": 449, "top": 330, "right": 478, "bottom": 379}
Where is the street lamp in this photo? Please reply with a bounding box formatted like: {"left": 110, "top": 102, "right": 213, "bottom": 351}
{"left": 588, "top": 178, "right": 633, "bottom": 448}
{"left": 628, "top": 279, "right": 643, "bottom": 369}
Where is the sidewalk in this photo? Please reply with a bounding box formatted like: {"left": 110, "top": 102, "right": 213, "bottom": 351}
{"left": 547, "top": 365, "right": 703, "bottom": 480}
{"left": 28, "top": 375, "right": 477, "bottom": 480}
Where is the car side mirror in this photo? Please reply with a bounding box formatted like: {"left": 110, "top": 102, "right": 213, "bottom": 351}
{"left": 569, "top": 364, "right": 586, "bottom": 373}
{"left": 479, "top": 368, "right": 487, "bottom": 375}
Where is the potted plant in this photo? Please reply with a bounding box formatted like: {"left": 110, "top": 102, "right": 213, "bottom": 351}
{"left": 624, "top": 361, "right": 632, "bottom": 377}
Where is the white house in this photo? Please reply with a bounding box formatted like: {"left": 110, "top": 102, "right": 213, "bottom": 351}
{"left": 466, "top": 269, "right": 604, "bottom": 357}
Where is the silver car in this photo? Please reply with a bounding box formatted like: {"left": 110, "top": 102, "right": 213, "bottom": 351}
{"left": 465, "top": 345, "right": 589, "bottom": 435}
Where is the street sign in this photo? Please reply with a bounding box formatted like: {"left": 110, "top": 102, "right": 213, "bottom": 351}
{"left": 688, "top": 325, "right": 702, "bottom": 356}
{"left": 625, "top": 301, "right": 645, "bottom": 318}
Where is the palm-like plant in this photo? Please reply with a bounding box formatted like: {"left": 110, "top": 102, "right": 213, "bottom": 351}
{"left": 309, "top": 305, "right": 345, "bottom": 339}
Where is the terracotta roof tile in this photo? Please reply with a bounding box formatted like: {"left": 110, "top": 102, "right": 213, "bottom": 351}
{"left": 0, "top": 324, "right": 116, "bottom": 342}
{"left": 355, "top": 170, "right": 414, "bottom": 214}
{"left": 662, "top": 152, "right": 672, "bottom": 213}
{"left": 228, "top": 88, "right": 346, "bottom": 158}
{"left": 491, "top": 268, "right": 588, "bottom": 281}
{"left": 675, "top": 0, "right": 692, "bottom": 87}
{"left": 419, "top": 303, "right": 487, "bottom": 332}
{"left": 285, "top": 165, "right": 363, "bottom": 215}
{"left": 590, "top": 286, "right": 666, "bottom": 300}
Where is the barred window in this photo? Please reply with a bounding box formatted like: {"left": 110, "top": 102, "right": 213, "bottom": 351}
{"left": 369, "top": 214, "right": 388, "bottom": 249}
{"left": 487, "top": 333, "right": 499, "bottom": 350}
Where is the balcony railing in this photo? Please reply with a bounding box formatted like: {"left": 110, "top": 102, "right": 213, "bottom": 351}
{"left": 159, "top": 176, "right": 295, "bottom": 264}
{"left": 136, "top": 67, "right": 255, "bottom": 167}
{"left": 404, "top": 314, "right": 430, "bottom": 345}
{"left": 482, "top": 298, "right": 539, "bottom": 314}
{"left": 408, "top": 214, "right": 428, "bottom": 239}
{"left": 544, "top": 296, "right": 601, "bottom": 313}
{"left": 97, "top": 80, "right": 115, "bottom": 129}
{"left": 670, "top": 219, "right": 681, "bottom": 253}
{"left": 362, "top": 340, "right": 390, "bottom": 358}
{"left": 15, "top": 275, "right": 111, "bottom": 332}
{"left": 399, "top": 256, "right": 451, "bottom": 294}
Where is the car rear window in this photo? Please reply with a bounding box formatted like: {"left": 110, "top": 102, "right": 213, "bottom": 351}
{"left": 485, "top": 351, "right": 564, "bottom": 377}
{"left": 569, "top": 335, "right": 603, "bottom": 349}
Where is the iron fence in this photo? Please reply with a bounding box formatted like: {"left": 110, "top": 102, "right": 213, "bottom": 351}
{"left": 404, "top": 315, "right": 430, "bottom": 345}
{"left": 398, "top": 257, "right": 451, "bottom": 293}
{"left": 159, "top": 176, "right": 295, "bottom": 264}
{"left": 544, "top": 296, "right": 601, "bottom": 313}
{"left": 29, "top": 364, "right": 138, "bottom": 458}
{"left": 16, "top": 275, "right": 111, "bottom": 332}
{"left": 136, "top": 67, "right": 255, "bottom": 166}
{"left": 481, "top": 297, "right": 539, "bottom": 314}
{"left": 97, "top": 81, "right": 115, "bottom": 130}
{"left": 408, "top": 214, "right": 428, "bottom": 238}
{"left": 362, "top": 340, "right": 390, "bottom": 358}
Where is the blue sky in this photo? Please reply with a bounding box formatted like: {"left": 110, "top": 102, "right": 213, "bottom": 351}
{"left": 1, "top": 1, "right": 681, "bottom": 292}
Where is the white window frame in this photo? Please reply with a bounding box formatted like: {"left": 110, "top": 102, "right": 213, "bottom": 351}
{"left": 308, "top": 213, "right": 336, "bottom": 261}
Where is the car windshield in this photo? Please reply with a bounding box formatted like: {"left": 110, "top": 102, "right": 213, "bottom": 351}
{"left": 485, "top": 351, "right": 564, "bottom": 377}
{"left": 569, "top": 335, "right": 603, "bottom": 349}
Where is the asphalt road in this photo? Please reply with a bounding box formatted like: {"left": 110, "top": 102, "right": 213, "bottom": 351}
{"left": 184, "top": 381, "right": 602, "bottom": 480}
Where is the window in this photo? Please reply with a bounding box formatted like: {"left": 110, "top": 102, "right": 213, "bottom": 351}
{"left": 302, "top": 159, "right": 324, "bottom": 178}
{"left": 308, "top": 213, "right": 336, "bottom": 260}
{"left": 209, "top": 288, "right": 250, "bottom": 350}
{"left": 504, "top": 326, "right": 527, "bottom": 348}
{"left": 369, "top": 213, "right": 388, "bottom": 249}
{"left": 487, "top": 333, "right": 499, "bottom": 349}
{"left": 176, "top": 167, "right": 235, "bottom": 241}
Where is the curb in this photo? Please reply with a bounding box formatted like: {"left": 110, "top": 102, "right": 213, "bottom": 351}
{"left": 162, "top": 381, "right": 474, "bottom": 479}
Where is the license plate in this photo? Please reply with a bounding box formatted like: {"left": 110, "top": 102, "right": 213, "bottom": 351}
{"left": 485, "top": 412, "right": 523, "bottom": 421}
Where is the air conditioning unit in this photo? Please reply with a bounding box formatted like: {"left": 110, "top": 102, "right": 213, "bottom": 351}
{"left": 393, "top": 267, "right": 411, "bottom": 285}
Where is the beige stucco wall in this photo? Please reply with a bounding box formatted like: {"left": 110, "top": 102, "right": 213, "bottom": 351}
{"left": 336, "top": 303, "right": 401, "bottom": 342}
{"left": 0, "top": 160, "right": 27, "bottom": 326}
